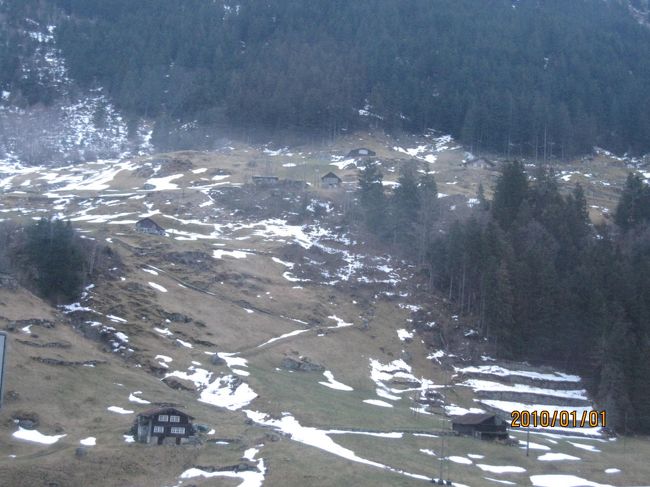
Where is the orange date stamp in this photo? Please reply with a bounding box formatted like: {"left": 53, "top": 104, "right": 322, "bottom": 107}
{"left": 511, "top": 410, "right": 606, "bottom": 428}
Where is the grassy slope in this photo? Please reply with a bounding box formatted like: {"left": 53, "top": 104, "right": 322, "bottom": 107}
{"left": 0, "top": 132, "right": 648, "bottom": 486}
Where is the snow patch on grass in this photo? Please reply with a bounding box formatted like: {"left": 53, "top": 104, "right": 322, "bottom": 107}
{"left": 319, "top": 370, "right": 354, "bottom": 391}
{"left": 13, "top": 427, "right": 66, "bottom": 445}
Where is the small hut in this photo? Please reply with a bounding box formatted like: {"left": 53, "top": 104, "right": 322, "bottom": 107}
{"left": 252, "top": 175, "right": 280, "bottom": 187}
{"left": 347, "top": 148, "right": 376, "bottom": 157}
{"left": 321, "top": 172, "right": 342, "bottom": 188}
{"left": 451, "top": 413, "right": 509, "bottom": 440}
{"left": 135, "top": 218, "right": 166, "bottom": 236}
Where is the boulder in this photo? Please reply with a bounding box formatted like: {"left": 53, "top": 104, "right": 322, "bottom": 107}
{"left": 280, "top": 356, "right": 324, "bottom": 372}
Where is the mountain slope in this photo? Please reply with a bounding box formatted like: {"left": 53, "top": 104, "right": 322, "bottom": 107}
{"left": 1, "top": 138, "right": 650, "bottom": 486}
{"left": 2, "top": 0, "right": 650, "bottom": 159}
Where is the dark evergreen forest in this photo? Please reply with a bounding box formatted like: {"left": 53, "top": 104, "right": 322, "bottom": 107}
{"left": 356, "top": 162, "right": 650, "bottom": 433}
{"left": 2, "top": 0, "right": 650, "bottom": 156}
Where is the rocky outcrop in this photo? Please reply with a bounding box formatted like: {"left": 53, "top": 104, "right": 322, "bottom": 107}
{"left": 281, "top": 355, "right": 325, "bottom": 372}
{"left": 31, "top": 357, "right": 106, "bottom": 367}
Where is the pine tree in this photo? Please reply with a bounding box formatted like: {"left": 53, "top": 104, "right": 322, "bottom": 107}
{"left": 391, "top": 161, "right": 420, "bottom": 246}
{"left": 25, "top": 219, "right": 84, "bottom": 303}
{"left": 357, "top": 160, "right": 387, "bottom": 236}
{"left": 491, "top": 160, "right": 529, "bottom": 231}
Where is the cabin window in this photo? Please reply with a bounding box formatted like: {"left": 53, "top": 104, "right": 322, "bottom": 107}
{"left": 153, "top": 426, "right": 164, "bottom": 434}
{"left": 158, "top": 415, "right": 169, "bottom": 422}
{"left": 170, "top": 415, "right": 181, "bottom": 423}
{"left": 170, "top": 427, "right": 185, "bottom": 435}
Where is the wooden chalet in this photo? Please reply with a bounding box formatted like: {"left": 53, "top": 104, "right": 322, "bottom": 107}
{"left": 451, "top": 413, "right": 509, "bottom": 440}
{"left": 252, "top": 175, "right": 279, "bottom": 187}
{"left": 463, "top": 157, "right": 496, "bottom": 169}
{"left": 135, "top": 407, "right": 195, "bottom": 445}
{"left": 347, "top": 148, "right": 376, "bottom": 157}
{"left": 320, "top": 171, "right": 342, "bottom": 188}
{"left": 135, "top": 217, "right": 166, "bottom": 236}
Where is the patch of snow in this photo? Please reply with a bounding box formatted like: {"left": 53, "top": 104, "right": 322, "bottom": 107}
{"left": 461, "top": 378, "right": 587, "bottom": 400}
{"left": 530, "top": 475, "right": 613, "bottom": 487}
{"left": 179, "top": 464, "right": 265, "bottom": 487}
{"left": 176, "top": 339, "right": 193, "bottom": 348}
{"left": 145, "top": 174, "right": 183, "bottom": 190}
{"left": 363, "top": 399, "right": 394, "bottom": 408}
{"left": 397, "top": 329, "right": 414, "bottom": 341}
{"left": 213, "top": 249, "right": 250, "bottom": 259}
{"left": 448, "top": 456, "right": 472, "bottom": 464}
{"left": 518, "top": 440, "right": 550, "bottom": 451}
{"left": 199, "top": 375, "right": 257, "bottom": 410}
{"left": 13, "top": 427, "right": 66, "bottom": 445}
{"left": 148, "top": 282, "right": 168, "bottom": 293}
{"left": 129, "top": 391, "right": 151, "bottom": 404}
{"left": 327, "top": 430, "right": 403, "bottom": 438}
{"left": 114, "top": 331, "right": 129, "bottom": 343}
{"left": 80, "top": 437, "right": 96, "bottom": 446}
{"left": 568, "top": 441, "right": 600, "bottom": 452}
{"left": 319, "top": 371, "right": 354, "bottom": 391}
{"left": 444, "top": 405, "right": 486, "bottom": 416}
{"left": 327, "top": 315, "right": 354, "bottom": 328}
{"left": 330, "top": 158, "right": 357, "bottom": 170}
{"left": 123, "top": 435, "right": 135, "bottom": 443}
{"left": 142, "top": 268, "right": 158, "bottom": 275}
{"left": 107, "top": 315, "right": 127, "bottom": 323}
{"left": 604, "top": 468, "right": 620, "bottom": 474}
{"left": 376, "top": 388, "right": 400, "bottom": 401}
{"left": 243, "top": 411, "right": 430, "bottom": 482}
{"left": 272, "top": 257, "right": 294, "bottom": 268}
{"left": 484, "top": 479, "right": 516, "bottom": 485}
{"left": 537, "top": 452, "right": 581, "bottom": 461}
{"left": 217, "top": 353, "right": 248, "bottom": 368}
{"left": 477, "top": 464, "right": 526, "bottom": 473}
{"left": 257, "top": 328, "right": 309, "bottom": 348}
{"left": 107, "top": 406, "right": 133, "bottom": 415}
{"left": 455, "top": 364, "right": 581, "bottom": 382}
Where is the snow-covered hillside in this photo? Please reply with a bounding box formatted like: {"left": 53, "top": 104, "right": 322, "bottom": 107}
{"left": 1, "top": 138, "right": 645, "bottom": 487}
{"left": 0, "top": 19, "right": 151, "bottom": 166}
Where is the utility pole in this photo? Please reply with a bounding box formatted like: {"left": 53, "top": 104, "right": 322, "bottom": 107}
{"left": 0, "top": 331, "right": 6, "bottom": 409}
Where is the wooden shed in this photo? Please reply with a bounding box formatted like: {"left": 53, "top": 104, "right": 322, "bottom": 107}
{"left": 135, "top": 407, "right": 195, "bottom": 445}
{"left": 321, "top": 171, "right": 342, "bottom": 188}
{"left": 347, "top": 148, "right": 376, "bottom": 157}
{"left": 451, "top": 413, "right": 509, "bottom": 440}
{"left": 135, "top": 217, "right": 166, "bottom": 236}
{"left": 252, "top": 175, "right": 280, "bottom": 187}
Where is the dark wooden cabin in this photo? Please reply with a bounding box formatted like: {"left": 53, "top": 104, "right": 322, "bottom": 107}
{"left": 135, "top": 217, "right": 166, "bottom": 236}
{"left": 321, "top": 171, "right": 342, "bottom": 188}
{"left": 452, "top": 413, "right": 509, "bottom": 440}
{"left": 135, "top": 407, "right": 195, "bottom": 445}
{"left": 347, "top": 148, "right": 376, "bottom": 157}
{"left": 252, "top": 175, "right": 280, "bottom": 187}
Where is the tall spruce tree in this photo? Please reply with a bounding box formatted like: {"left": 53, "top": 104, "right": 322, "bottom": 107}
{"left": 357, "top": 160, "right": 387, "bottom": 236}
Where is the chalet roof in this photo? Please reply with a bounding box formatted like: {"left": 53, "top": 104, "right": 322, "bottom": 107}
{"left": 136, "top": 217, "right": 165, "bottom": 230}
{"left": 347, "top": 147, "right": 376, "bottom": 157}
{"left": 321, "top": 171, "right": 341, "bottom": 181}
{"left": 138, "top": 407, "right": 194, "bottom": 420}
{"left": 451, "top": 413, "right": 497, "bottom": 425}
